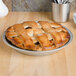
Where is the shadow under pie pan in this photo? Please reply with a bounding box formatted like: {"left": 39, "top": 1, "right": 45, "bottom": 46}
{"left": 2, "top": 26, "right": 73, "bottom": 56}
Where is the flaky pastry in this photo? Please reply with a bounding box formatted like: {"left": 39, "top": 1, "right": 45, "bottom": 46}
{"left": 5, "top": 21, "right": 70, "bottom": 51}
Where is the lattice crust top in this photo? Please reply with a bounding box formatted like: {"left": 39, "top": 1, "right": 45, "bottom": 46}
{"left": 6, "top": 21, "right": 70, "bottom": 51}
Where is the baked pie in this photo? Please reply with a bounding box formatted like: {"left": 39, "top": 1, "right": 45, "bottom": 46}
{"left": 5, "top": 21, "right": 70, "bottom": 51}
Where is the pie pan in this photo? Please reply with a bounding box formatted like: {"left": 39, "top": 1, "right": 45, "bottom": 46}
{"left": 2, "top": 26, "right": 73, "bottom": 56}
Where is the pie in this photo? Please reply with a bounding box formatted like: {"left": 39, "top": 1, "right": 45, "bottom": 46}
{"left": 5, "top": 21, "right": 70, "bottom": 51}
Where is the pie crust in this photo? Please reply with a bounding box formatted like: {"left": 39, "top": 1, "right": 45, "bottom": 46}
{"left": 5, "top": 21, "right": 70, "bottom": 51}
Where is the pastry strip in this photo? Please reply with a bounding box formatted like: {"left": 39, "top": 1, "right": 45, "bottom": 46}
{"left": 36, "top": 33, "right": 53, "bottom": 50}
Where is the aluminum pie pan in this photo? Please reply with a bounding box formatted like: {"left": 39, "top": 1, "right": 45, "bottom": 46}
{"left": 2, "top": 26, "right": 73, "bottom": 56}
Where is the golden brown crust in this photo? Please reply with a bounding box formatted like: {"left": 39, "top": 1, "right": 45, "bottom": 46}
{"left": 5, "top": 21, "right": 70, "bottom": 51}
